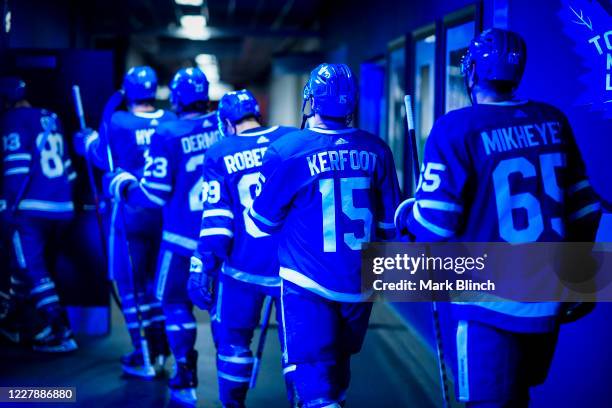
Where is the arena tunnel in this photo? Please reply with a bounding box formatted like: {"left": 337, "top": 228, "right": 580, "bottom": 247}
{"left": 0, "top": 0, "right": 611, "bottom": 407}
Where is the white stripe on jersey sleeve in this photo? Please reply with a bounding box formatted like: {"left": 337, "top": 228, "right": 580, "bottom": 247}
{"left": 199, "top": 227, "right": 233, "bottom": 238}
{"left": 4, "top": 153, "right": 32, "bottom": 162}
{"left": 202, "top": 209, "right": 234, "bottom": 219}
{"left": 141, "top": 179, "right": 173, "bottom": 192}
{"left": 138, "top": 184, "right": 167, "bottom": 206}
{"left": 412, "top": 202, "right": 455, "bottom": 237}
{"left": 4, "top": 167, "right": 29, "bottom": 176}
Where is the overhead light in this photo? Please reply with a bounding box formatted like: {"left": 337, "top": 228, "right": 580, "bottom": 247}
{"left": 156, "top": 85, "right": 170, "bottom": 101}
{"left": 175, "top": 0, "right": 203, "bottom": 6}
{"left": 179, "top": 15, "right": 209, "bottom": 40}
{"left": 195, "top": 54, "right": 217, "bottom": 66}
{"left": 424, "top": 35, "right": 436, "bottom": 44}
{"left": 200, "top": 65, "right": 220, "bottom": 82}
{"left": 208, "top": 82, "right": 234, "bottom": 101}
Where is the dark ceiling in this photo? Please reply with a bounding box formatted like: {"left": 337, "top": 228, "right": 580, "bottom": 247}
{"left": 78, "top": 0, "right": 327, "bottom": 86}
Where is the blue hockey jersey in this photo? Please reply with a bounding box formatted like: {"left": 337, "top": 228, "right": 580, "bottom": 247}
{"left": 404, "top": 100, "right": 602, "bottom": 332}
{"left": 0, "top": 107, "right": 76, "bottom": 219}
{"left": 196, "top": 125, "right": 296, "bottom": 287}
{"left": 125, "top": 112, "right": 220, "bottom": 256}
{"left": 89, "top": 109, "right": 176, "bottom": 174}
{"left": 250, "top": 126, "right": 401, "bottom": 301}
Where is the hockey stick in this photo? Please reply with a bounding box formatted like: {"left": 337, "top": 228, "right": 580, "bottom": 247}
{"left": 404, "top": 95, "right": 451, "bottom": 408}
{"left": 249, "top": 295, "right": 273, "bottom": 389}
{"left": 71, "top": 85, "right": 122, "bottom": 309}
{"left": 100, "top": 90, "right": 154, "bottom": 374}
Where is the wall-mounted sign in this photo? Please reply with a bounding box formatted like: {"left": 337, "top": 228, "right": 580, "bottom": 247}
{"left": 560, "top": 0, "right": 612, "bottom": 117}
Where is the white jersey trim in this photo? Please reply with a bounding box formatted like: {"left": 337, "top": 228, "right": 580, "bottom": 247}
{"left": 309, "top": 127, "right": 357, "bottom": 135}
{"left": 223, "top": 265, "right": 281, "bottom": 287}
{"left": 4, "top": 167, "right": 29, "bottom": 176}
{"left": 18, "top": 200, "right": 74, "bottom": 212}
{"left": 456, "top": 320, "right": 469, "bottom": 401}
{"left": 162, "top": 231, "right": 197, "bottom": 251}
{"left": 203, "top": 209, "right": 234, "bottom": 219}
{"left": 200, "top": 227, "right": 233, "bottom": 238}
{"left": 238, "top": 126, "right": 279, "bottom": 137}
{"left": 480, "top": 100, "right": 528, "bottom": 106}
{"left": 280, "top": 267, "right": 370, "bottom": 302}
{"left": 4, "top": 153, "right": 32, "bottom": 162}
{"left": 455, "top": 301, "right": 560, "bottom": 318}
{"left": 133, "top": 110, "right": 165, "bottom": 119}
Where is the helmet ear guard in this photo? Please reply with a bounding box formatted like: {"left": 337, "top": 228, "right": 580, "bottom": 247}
{"left": 300, "top": 84, "right": 315, "bottom": 129}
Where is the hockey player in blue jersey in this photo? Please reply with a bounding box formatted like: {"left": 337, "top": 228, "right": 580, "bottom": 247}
{"left": 247, "top": 64, "right": 401, "bottom": 407}
{"left": 74, "top": 66, "right": 176, "bottom": 378}
{"left": 395, "top": 29, "right": 602, "bottom": 407}
{"left": 188, "top": 89, "right": 296, "bottom": 407}
{"left": 0, "top": 77, "right": 78, "bottom": 352}
{"left": 103, "top": 67, "right": 218, "bottom": 405}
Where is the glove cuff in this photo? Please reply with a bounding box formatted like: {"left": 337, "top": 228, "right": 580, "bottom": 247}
{"left": 394, "top": 197, "right": 415, "bottom": 228}
{"left": 190, "top": 256, "right": 204, "bottom": 274}
{"left": 84, "top": 131, "right": 99, "bottom": 154}
{"left": 190, "top": 254, "right": 220, "bottom": 275}
{"left": 110, "top": 172, "right": 137, "bottom": 200}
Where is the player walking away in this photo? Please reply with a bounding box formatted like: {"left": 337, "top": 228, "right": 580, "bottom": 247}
{"left": 74, "top": 66, "right": 175, "bottom": 378}
{"left": 188, "top": 89, "right": 297, "bottom": 408}
{"left": 248, "top": 64, "right": 401, "bottom": 407}
{"left": 0, "top": 77, "right": 78, "bottom": 352}
{"left": 103, "top": 67, "right": 218, "bottom": 405}
{"left": 395, "top": 29, "right": 602, "bottom": 407}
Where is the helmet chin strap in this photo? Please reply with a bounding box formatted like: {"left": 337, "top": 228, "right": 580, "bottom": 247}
{"left": 465, "top": 74, "right": 478, "bottom": 106}
{"left": 300, "top": 98, "right": 314, "bottom": 129}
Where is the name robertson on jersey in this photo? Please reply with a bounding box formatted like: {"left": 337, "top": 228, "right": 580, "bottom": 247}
{"left": 223, "top": 147, "right": 267, "bottom": 174}
{"left": 181, "top": 131, "right": 218, "bottom": 154}
{"left": 480, "top": 121, "right": 563, "bottom": 156}
{"left": 307, "top": 149, "right": 378, "bottom": 177}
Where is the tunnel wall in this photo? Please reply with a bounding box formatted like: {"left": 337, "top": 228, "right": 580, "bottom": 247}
{"left": 321, "top": 1, "right": 612, "bottom": 406}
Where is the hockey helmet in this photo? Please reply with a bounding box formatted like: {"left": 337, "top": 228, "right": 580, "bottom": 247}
{"left": 461, "top": 28, "right": 527, "bottom": 86}
{"left": 123, "top": 66, "right": 158, "bottom": 103}
{"left": 169, "top": 67, "right": 209, "bottom": 111}
{"left": 303, "top": 63, "right": 357, "bottom": 119}
{"left": 217, "top": 89, "right": 261, "bottom": 137}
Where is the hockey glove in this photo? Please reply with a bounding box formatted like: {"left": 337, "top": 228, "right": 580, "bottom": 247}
{"left": 188, "top": 255, "right": 219, "bottom": 311}
{"left": 73, "top": 128, "right": 99, "bottom": 157}
{"left": 103, "top": 169, "right": 137, "bottom": 201}
{"left": 394, "top": 198, "right": 415, "bottom": 239}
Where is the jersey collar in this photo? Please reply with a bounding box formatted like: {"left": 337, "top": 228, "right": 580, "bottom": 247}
{"left": 132, "top": 109, "right": 165, "bottom": 119}
{"left": 479, "top": 100, "right": 528, "bottom": 106}
{"left": 238, "top": 126, "right": 279, "bottom": 137}
{"left": 309, "top": 127, "right": 356, "bottom": 135}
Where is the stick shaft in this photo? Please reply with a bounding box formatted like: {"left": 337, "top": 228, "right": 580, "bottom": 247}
{"left": 404, "top": 94, "right": 450, "bottom": 408}
{"left": 250, "top": 296, "right": 273, "bottom": 388}
{"left": 72, "top": 85, "right": 87, "bottom": 130}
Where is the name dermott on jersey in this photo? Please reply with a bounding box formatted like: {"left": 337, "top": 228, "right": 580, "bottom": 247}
{"left": 181, "top": 130, "right": 218, "bottom": 154}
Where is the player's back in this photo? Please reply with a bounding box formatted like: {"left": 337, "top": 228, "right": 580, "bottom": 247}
{"left": 252, "top": 127, "right": 400, "bottom": 300}
{"left": 416, "top": 100, "right": 598, "bottom": 243}
{"left": 153, "top": 112, "right": 219, "bottom": 256}
{"left": 0, "top": 107, "right": 75, "bottom": 219}
{"left": 109, "top": 109, "right": 176, "bottom": 175}
{"left": 203, "top": 125, "right": 296, "bottom": 285}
